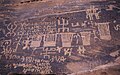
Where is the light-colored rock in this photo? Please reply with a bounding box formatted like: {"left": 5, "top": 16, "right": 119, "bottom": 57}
{"left": 110, "top": 50, "right": 120, "bottom": 57}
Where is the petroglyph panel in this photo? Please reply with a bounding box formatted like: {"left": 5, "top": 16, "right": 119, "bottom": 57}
{"left": 0, "top": 0, "right": 120, "bottom": 75}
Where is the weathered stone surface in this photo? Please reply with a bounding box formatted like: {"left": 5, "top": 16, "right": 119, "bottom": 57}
{"left": 0, "top": 0, "right": 120, "bottom": 75}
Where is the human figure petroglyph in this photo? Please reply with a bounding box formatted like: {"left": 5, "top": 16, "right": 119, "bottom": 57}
{"left": 64, "top": 48, "right": 72, "bottom": 56}
{"left": 56, "top": 46, "right": 62, "bottom": 53}
{"left": 22, "top": 38, "right": 31, "bottom": 50}
{"left": 6, "top": 22, "right": 17, "bottom": 37}
{"left": 86, "top": 6, "right": 100, "bottom": 20}
{"left": 1, "top": 40, "right": 12, "bottom": 54}
{"left": 77, "top": 46, "right": 86, "bottom": 54}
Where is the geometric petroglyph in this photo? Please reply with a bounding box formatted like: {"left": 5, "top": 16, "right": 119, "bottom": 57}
{"left": 97, "top": 22, "right": 111, "bottom": 40}
{"left": 30, "top": 35, "right": 42, "bottom": 48}
{"left": 61, "top": 33, "right": 74, "bottom": 47}
{"left": 80, "top": 31, "right": 91, "bottom": 45}
{"left": 44, "top": 34, "right": 57, "bottom": 47}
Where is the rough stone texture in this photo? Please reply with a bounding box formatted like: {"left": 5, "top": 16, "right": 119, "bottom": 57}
{"left": 0, "top": 0, "right": 120, "bottom": 75}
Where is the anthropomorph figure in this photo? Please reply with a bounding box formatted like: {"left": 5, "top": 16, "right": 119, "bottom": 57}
{"left": 77, "top": 46, "right": 86, "bottom": 54}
